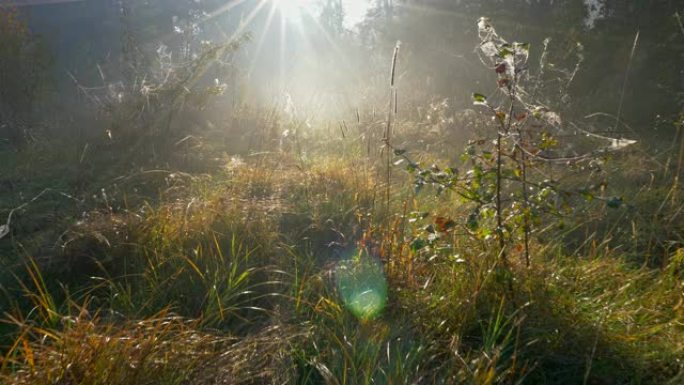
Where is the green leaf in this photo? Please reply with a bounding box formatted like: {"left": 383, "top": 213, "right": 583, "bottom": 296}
{"left": 410, "top": 238, "right": 427, "bottom": 252}
{"left": 607, "top": 197, "right": 623, "bottom": 209}
{"left": 466, "top": 212, "right": 479, "bottom": 231}
{"left": 493, "top": 266, "right": 513, "bottom": 284}
{"left": 498, "top": 47, "right": 515, "bottom": 57}
{"left": 579, "top": 190, "right": 594, "bottom": 202}
{"left": 515, "top": 42, "right": 530, "bottom": 51}
{"left": 513, "top": 167, "right": 522, "bottom": 178}
{"left": 472, "top": 93, "right": 487, "bottom": 105}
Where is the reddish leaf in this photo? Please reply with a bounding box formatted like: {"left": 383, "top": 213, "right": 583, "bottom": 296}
{"left": 435, "top": 216, "right": 456, "bottom": 232}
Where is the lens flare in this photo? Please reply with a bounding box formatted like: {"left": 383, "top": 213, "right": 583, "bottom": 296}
{"left": 335, "top": 252, "right": 387, "bottom": 321}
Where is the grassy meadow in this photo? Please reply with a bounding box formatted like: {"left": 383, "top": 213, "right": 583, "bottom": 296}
{"left": 1, "top": 109, "right": 683, "bottom": 384}
{"left": 1, "top": 3, "right": 684, "bottom": 384}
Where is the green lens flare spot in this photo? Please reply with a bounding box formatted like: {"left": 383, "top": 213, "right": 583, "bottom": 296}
{"left": 335, "top": 255, "right": 387, "bottom": 321}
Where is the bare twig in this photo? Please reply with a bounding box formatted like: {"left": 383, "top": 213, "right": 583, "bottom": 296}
{"left": 613, "top": 31, "right": 639, "bottom": 132}
{"left": 0, "top": 189, "right": 82, "bottom": 240}
{"left": 383, "top": 41, "right": 401, "bottom": 266}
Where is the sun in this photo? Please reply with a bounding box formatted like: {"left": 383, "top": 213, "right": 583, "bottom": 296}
{"left": 273, "top": 0, "right": 313, "bottom": 23}
{"left": 274, "top": 0, "right": 371, "bottom": 28}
